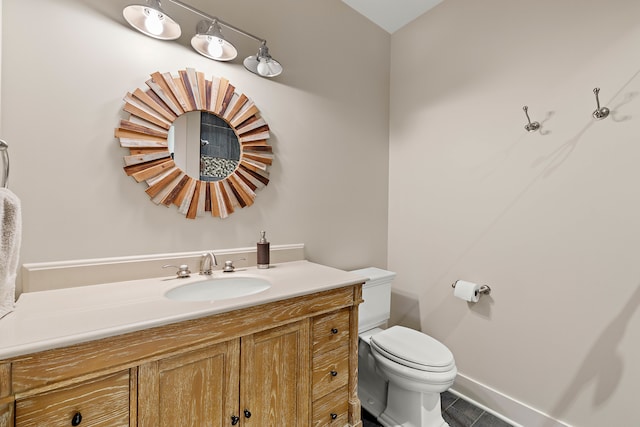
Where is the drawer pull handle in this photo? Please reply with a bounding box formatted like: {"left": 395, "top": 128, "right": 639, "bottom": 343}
{"left": 330, "top": 370, "right": 338, "bottom": 377}
{"left": 71, "top": 412, "right": 82, "bottom": 426}
{"left": 331, "top": 413, "right": 338, "bottom": 420}
{"left": 231, "top": 415, "right": 240, "bottom": 425}
{"left": 331, "top": 328, "right": 338, "bottom": 334}
{"left": 244, "top": 409, "right": 252, "bottom": 418}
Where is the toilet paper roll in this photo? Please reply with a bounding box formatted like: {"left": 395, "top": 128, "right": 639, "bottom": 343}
{"left": 453, "top": 280, "right": 481, "bottom": 303}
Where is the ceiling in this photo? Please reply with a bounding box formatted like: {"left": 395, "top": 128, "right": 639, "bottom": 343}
{"left": 342, "top": 0, "right": 443, "bottom": 33}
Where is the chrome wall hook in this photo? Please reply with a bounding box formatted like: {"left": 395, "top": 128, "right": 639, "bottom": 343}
{"left": 592, "top": 87, "right": 610, "bottom": 120}
{"left": 522, "top": 106, "right": 540, "bottom": 132}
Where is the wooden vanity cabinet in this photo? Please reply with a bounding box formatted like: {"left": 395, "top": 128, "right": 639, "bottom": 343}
{"left": 0, "top": 284, "right": 363, "bottom": 427}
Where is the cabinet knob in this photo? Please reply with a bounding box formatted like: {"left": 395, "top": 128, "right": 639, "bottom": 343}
{"left": 330, "top": 370, "right": 338, "bottom": 377}
{"left": 330, "top": 413, "right": 338, "bottom": 420}
{"left": 71, "top": 412, "right": 82, "bottom": 426}
{"left": 331, "top": 328, "right": 338, "bottom": 334}
{"left": 231, "top": 415, "right": 240, "bottom": 425}
{"left": 244, "top": 409, "right": 252, "bottom": 418}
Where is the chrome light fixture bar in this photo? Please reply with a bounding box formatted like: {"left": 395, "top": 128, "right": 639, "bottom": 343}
{"left": 122, "top": 0, "right": 282, "bottom": 77}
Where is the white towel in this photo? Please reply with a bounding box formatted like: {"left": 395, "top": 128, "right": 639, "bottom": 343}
{"left": 0, "top": 188, "right": 21, "bottom": 319}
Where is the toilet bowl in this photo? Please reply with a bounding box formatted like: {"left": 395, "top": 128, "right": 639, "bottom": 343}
{"left": 352, "top": 267, "right": 457, "bottom": 427}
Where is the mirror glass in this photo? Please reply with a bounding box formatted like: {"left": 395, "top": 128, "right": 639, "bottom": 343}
{"left": 168, "top": 111, "right": 240, "bottom": 182}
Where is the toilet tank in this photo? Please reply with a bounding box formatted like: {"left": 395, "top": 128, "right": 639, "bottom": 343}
{"left": 350, "top": 267, "right": 396, "bottom": 333}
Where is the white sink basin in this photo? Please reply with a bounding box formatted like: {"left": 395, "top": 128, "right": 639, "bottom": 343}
{"left": 165, "top": 276, "right": 271, "bottom": 302}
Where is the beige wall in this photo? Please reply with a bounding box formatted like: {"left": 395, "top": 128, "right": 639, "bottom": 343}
{"left": 389, "top": 0, "right": 640, "bottom": 426}
{"left": 0, "top": 0, "right": 390, "bottom": 294}
{"left": 8, "top": 0, "right": 638, "bottom": 424}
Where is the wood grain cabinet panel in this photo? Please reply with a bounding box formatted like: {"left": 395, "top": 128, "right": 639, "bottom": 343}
{"left": 15, "top": 371, "right": 130, "bottom": 427}
{"left": 138, "top": 340, "right": 239, "bottom": 427}
{"left": 0, "top": 363, "right": 12, "bottom": 427}
{"left": 312, "top": 308, "right": 350, "bottom": 355}
{"left": 241, "top": 320, "right": 310, "bottom": 426}
{"left": 312, "top": 385, "right": 349, "bottom": 427}
{"left": 312, "top": 344, "right": 349, "bottom": 401}
{"left": 0, "top": 403, "right": 12, "bottom": 427}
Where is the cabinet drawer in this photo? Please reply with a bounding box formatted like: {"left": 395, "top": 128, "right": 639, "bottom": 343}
{"left": 312, "top": 344, "right": 349, "bottom": 400}
{"left": 313, "top": 308, "right": 350, "bottom": 355}
{"left": 312, "top": 385, "right": 349, "bottom": 427}
{"left": 16, "top": 370, "right": 130, "bottom": 427}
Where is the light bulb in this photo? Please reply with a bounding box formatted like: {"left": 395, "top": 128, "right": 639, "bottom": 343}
{"left": 144, "top": 8, "right": 164, "bottom": 36}
{"left": 206, "top": 36, "right": 224, "bottom": 59}
{"left": 257, "top": 58, "right": 270, "bottom": 76}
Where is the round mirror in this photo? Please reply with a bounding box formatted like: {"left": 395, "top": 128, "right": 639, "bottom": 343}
{"left": 115, "top": 69, "right": 273, "bottom": 219}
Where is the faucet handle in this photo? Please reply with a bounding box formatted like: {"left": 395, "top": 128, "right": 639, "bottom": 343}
{"left": 222, "top": 257, "right": 247, "bottom": 273}
{"left": 163, "top": 264, "right": 191, "bottom": 278}
{"left": 223, "top": 260, "right": 235, "bottom": 273}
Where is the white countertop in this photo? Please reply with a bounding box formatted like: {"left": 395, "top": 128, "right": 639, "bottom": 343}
{"left": 0, "top": 261, "right": 367, "bottom": 360}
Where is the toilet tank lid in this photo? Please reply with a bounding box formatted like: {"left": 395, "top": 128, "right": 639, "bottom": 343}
{"left": 350, "top": 267, "right": 396, "bottom": 285}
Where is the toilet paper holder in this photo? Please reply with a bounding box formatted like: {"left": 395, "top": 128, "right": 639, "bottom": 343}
{"left": 451, "top": 281, "right": 492, "bottom": 297}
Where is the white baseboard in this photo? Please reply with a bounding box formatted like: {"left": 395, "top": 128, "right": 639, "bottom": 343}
{"left": 451, "top": 373, "right": 571, "bottom": 427}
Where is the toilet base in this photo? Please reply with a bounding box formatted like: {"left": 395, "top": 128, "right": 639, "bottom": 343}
{"left": 358, "top": 338, "right": 388, "bottom": 417}
{"left": 376, "top": 382, "right": 449, "bottom": 427}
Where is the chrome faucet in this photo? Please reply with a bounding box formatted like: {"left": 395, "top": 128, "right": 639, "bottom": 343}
{"left": 200, "top": 252, "right": 217, "bottom": 275}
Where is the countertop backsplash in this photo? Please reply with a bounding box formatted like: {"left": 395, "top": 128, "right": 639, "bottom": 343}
{"left": 21, "top": 244, "right": 305, "bottom": 293}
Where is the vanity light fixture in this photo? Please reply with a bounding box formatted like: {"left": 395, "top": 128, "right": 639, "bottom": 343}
{"left": 243, "top": 42, "right": 284, "bottom": 78}
{"left": 122, "top": 0, "right": 283, "bottom": 77}
{"left": 123, "top": 0, "right": 181, "bottom": 40}
{"left": 191, "top": 20, "right": 237, "bottom": 61}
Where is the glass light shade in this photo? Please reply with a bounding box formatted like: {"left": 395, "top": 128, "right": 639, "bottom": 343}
{"left": 123, "top": 2, "right": 181, "bottom": 40}
{"left": 243, "top": 44, "right": 282, "bottom": 77}
{"left": 244, "top": 56, "right": 283, "bottom": 77}
{"left": 191, "top": 35, "right": 238, "bottom": 61}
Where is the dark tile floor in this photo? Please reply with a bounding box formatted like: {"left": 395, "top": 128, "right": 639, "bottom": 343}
{"left": 362, "top": 391, "right": 514, "bottom": 427}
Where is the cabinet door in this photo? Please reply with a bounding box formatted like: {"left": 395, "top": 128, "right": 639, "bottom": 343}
{"left": 138, "top": 339, "right": 240, "bottom": 427}
{"left": 240, "top": 320, "right": 310, "bottom": 426}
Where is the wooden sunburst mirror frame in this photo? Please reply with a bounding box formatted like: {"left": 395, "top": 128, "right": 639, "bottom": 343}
{"left": 115, "top": 68, "right": 272, "bottom": 219}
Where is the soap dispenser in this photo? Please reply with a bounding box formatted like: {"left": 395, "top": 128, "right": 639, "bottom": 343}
{"left": 257, "top": 231, "right": 270, "bottom": 269}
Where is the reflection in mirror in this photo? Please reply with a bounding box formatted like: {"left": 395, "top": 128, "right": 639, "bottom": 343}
{"left": 168, "top": 111, "right": 240, "bottom": 181}
{"left": 199, "top": 113, "right": 240, "bottom": 181}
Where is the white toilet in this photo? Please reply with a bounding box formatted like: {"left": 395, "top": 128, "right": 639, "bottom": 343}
{"left": 352, "top": 267, "right": 457, "bottom": 427}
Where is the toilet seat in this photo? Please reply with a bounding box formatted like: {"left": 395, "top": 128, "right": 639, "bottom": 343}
{"left": 370, "top": 326, "right": 455, "bottom": 372}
